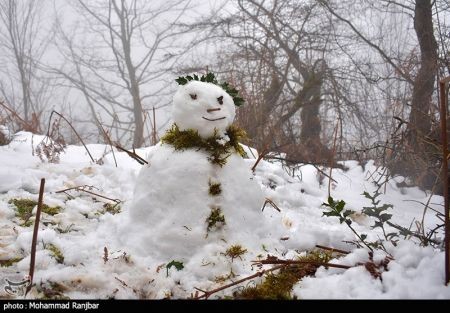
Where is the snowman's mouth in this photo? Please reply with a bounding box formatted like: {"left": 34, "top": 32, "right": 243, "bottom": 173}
{"left": 202, "top": 116, "right": 226, "bottom": 122}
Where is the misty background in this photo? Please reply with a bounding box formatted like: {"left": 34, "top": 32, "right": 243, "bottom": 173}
{"left": 0, "top": 0, "right": 449, "bottom": 192}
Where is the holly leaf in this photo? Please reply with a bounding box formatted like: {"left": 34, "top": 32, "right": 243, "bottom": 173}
{"left": 335, "top": 200, "right": 346, "bottom": 213}
{"left": 322, "top": 211, "right": 340, "bottom": 218}
{"left": 234, "top": 96, "right": 245, "bottom": 106}
{"left": 343, "top": 209, "right": 355, "bottom": 218}
{"left": 175, "top": 77, "right": 188, "bottom": 85}
{"left": 380, "top": 204, "right": 394, "bottom": 211}
{"left": 379, "top": 213, "right": 392, "bottom": 222}
{"left": 166, "top": 260, "right": 184, "bottom": 277}
{"left": 362, "top": 191, "right": 373, "bottom": 200}
{"left": 205, "top": 72, "right": 216, "bottom": 83}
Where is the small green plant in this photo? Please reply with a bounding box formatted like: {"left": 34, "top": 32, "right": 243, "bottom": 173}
{"left": 206, "top": 207, "right": 226, "bottom": 231}
{"left": 362, "top": 191, "right": 398, "bottom": 246}
{"left": 37, "top": 281, "right": 70, "bottom": 300}
{"left": 208, "top": 181, "right": 222, "bottom": 196}
{"left": 56, "top": 223, "right": 75, "bottom": 234}
{"left": 97, "top": 203, "right": 121, "bottom": 215}
{"left": 47, "top": 244, "right": 64, "bottom": 264}
{"left": 166, "top": 260, "right": 184, "bottom": 277}
{"left": 9, "top": 199, "right": 61, "bottom": 227}
{"left": 223, "top": 245, "right": 247, "bottom": 262}
{"left": 321, "top": 197, "right": 372, "bottom": 251}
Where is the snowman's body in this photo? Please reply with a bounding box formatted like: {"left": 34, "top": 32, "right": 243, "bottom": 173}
{"left": 127, "top": 80, "right": 266, "bottom": 261}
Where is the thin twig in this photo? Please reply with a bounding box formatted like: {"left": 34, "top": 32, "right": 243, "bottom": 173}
{"left": 47, "top": 111, "right": 95, "bottom": 163}
{"left": 265, "top": 156, "right": 338, "bottom": 183}
{"left": 253, "top": 259, "right": 351, "bottom": 269}
{"left": 386, "top": 221, "right": 441, "bottom": 245}
{"left": 192, "top": 264, "right": 287, "bottom": 299}
{"left": 114, "top": 145, "right": 148, "bottom": 165}
{"left": 328, "top": 121, "right": 340, "bottom": 198}
{"left": 261, "top": 198, "right": 281, "bottom": 212}
{"left": 403, "top": 199, "right": 445, "bottom": 217}
{"left": 114, "top": 276, "right": 138, "bottom": 294}
{"left": 26, "top": 178, "right": 45, "bottom": 296}
{"left": 315, "top": 244, "right": 350, "bottom": 254}
{"left": 413, "top": 164, "right": 442, "bottom": 237}
{"left": 251, "top": 149, "right": 268, "bottom": 172}
{"left": 98, "top": 122, "right": 117, "bottom": 167}
{"left": 55, "top": 185, "right": 121, "bottom": 203}
{"left": 152, "top": 107, "right": 157, "bottom": 146}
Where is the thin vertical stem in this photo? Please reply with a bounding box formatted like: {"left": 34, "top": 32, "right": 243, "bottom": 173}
{"left": 439, "top": 78, "right": 450, "bottom": 285}
{"left": 25, "top": 178, "right": 45, "bottom": 296}
{"left": 328, "top": 121, "right": 340, "bottom": 198}
{"left": 152, "top": 107, "right": 157, "bottom": 145}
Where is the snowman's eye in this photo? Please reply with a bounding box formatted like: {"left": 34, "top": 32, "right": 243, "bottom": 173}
{"left": 190, "top": 94, "right": 197, "bottom": 100}
{"left": 217, "top": 96, "right": 223, "bottom": 105}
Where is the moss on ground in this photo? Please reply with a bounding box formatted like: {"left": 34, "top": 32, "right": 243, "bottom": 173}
{"left": 8, "top": 198, "right": 61, "bottom": 227}
{"left": 47, "top": 244, "right": 64, "bottom": 264}
{"left": 233, "top": 250, "right": 333, "bottom": 299}
{"left": 224, "top": 245, "right": 247, "bottom": 262}
{"left": 0, "top": 257, "right": 23, "bottom": 267}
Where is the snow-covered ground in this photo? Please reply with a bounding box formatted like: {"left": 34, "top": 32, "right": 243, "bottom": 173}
{"left": 0, "top": 131, "right": 448, "bottom": 299}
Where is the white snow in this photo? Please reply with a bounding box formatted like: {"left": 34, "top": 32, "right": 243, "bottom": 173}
{"left": 0, "top": 132, "right": 448, "bottom": 299}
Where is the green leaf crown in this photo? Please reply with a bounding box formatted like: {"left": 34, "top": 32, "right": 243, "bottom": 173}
{"left": 175, "top": 72, "right": 244, "bottom": 107}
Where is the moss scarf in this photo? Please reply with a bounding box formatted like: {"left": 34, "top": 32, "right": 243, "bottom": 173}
{"left": 161, "top": 124, "right": 247, "bottom": 166}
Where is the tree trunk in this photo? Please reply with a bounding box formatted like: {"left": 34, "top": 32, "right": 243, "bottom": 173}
{"left": 298, "top": 64, "right": 330, "bottom": 162}
{"left": 299, "top": 75, "right": 322, "bottom": 147}
{"left": 406, "top": 0, "right": 438, "bottom": 145}
{"left": 115, "top": 0, "right": 144, "bottom": 148}
{"left": 279, "top": 60, "right": 331, "bottom": 163}
{"left": 391, "top": 0, "right": 439, "bottom": 189}
{"left": 131, "top": 88, "right": 144, "bottom": 148}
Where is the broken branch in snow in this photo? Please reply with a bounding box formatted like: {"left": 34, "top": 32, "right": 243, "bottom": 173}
{"left": 252, "top": 258, "right": 351, "bottom": 270}
{"left": 315, "top": 245, "right": 350, "bottom": 255}
{"left": 251, "top": 148, "right": 269, "bottom": 172}
{"left": 192, "top": 264, "right": 287, "bottom": 299}
{"left": 114, "top": 144, "right": 148, "bottom": 165}
{"left": 55, "top": 185, "right": 121, "bottom": 204}
{"left": 261, "top": 198, "right": 281, "bottom": 212}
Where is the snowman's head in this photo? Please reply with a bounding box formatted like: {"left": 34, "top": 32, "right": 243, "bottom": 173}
{"left": 172, "top": 81, "right": 236, "bottom": 138}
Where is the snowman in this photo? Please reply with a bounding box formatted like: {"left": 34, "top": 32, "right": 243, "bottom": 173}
{"left": 126, "top": 73, "right": 274, "bottom": 262}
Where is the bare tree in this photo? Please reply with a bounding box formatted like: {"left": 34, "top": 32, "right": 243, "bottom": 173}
{"left": 407, "top": 0, "right": 438, "bottom": 146}
{"left": 203, "top": 0, "right": 337, "bottom": 163}
{"left": 318, "top": 0, "right": 445, "bottom": 189}
{"left": 50, "top": 0, "right": 192, "bottom": 147}
{"left": 0, "top": 0, "right": 53, "bottom": 131}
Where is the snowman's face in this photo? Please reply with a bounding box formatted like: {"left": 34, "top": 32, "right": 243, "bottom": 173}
{"left": 172, "top": 81, "right": 236, "bottom": 138}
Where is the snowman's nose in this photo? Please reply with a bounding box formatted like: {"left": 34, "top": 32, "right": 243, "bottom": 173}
{"left": 207, "top": 108, "right": 221, "bottom": 113}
